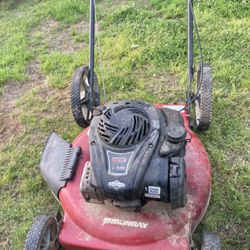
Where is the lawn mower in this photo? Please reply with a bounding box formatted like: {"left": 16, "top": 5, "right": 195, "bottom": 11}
{"left": 25, "top": 0, "right": 220, "bottom": 249}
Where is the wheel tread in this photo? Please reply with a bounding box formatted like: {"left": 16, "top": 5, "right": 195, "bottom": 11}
{"left": 195, "top": 63, "right": 212, "bottom": 130}
{"left": 71, "top": 67, "right": 90, "bottom": 128}
{"left": 71, "top": 66, "right": 100, "bottom": 128}
{"left": 25, "top": 215, "right": 57, "bottom": 250}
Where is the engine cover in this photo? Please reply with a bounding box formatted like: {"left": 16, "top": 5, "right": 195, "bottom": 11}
{"left": 80, "top": 101, "right": 187, "bottom": 210}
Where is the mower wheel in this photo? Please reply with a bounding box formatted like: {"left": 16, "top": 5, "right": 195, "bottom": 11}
{"left": 71, "top": 66, "right": 100, "bottom": 128}
{"left": 25, "top": 215, "right": 58, "bottom": 250}
{"left": 201, "top": 232, "right": 221, "bottom": 250}
{"left": 195, "top": 63, "right": 212, "bottom": 131}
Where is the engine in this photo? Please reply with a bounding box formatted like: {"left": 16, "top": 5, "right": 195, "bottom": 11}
{"left": 80, "top": 101, "right": 187, "bottom": 210}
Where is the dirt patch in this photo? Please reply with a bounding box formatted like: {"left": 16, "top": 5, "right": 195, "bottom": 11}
{"left": 0, "top": 57, "right": 73, "bottom": 148}
{"left": 31, "top": 19, "right": 88, "bottom": 53}
{"left": 102, "top": 0, "right": 151, "bottom": 10}
{"left": 0, "top": 81, "right": 30, "bottom": 145}
{"left": 14, "top": 11, "right": 24, "bottom": 18}
{"left": 26, "top": 60, "right": 47, "bottom": 84}
{"left": 144, "top": 72, "right": 185, "bottom": 104}
{"left": 0, "top": 61, "right": 47, "bottom": 147}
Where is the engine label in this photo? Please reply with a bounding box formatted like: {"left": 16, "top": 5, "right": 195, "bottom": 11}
{"left": 102, "top": 217, "right": 148, "bottom": 229}
{"left": 145, "top": 186, "right": 161, "bottom": 199}
{"left": 107, "top": 150, "right": 133, "bottom": 176}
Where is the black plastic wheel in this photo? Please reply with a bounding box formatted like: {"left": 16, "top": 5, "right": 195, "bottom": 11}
{"left": 25, "top": 215, "right": 58, "bottom": 250}
{"left": 195, "top": 63, "right": 212, "bottom": 131}
{"left": 201, "top": 232, "right": 221, "bottom": 250}
{"left": 71, "top": 66, "right": 100, "bottom": 128}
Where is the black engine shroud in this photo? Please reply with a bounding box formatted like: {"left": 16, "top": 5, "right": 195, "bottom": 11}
{"left": 80, "top": 101, "right": 187, "bottom": 210}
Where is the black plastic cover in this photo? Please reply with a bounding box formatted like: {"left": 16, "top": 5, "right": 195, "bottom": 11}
{"left": 82, "top": 101, "right": 187, "bottom": 210}
{"left": 39, "top": 132, "right": 81, "bottom": 197}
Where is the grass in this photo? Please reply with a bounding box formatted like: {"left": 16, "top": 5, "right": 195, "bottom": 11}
{"left": 0, "top": 0, "right": 249, "bottom": 249}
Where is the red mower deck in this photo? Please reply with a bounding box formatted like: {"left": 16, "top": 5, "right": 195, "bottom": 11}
{"left": 58, "top": 105, "right": 211, "bottom": 250}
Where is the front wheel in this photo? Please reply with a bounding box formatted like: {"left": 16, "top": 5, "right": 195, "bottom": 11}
{"left": 25, "top": 215, "right": 58, "bottom": 250}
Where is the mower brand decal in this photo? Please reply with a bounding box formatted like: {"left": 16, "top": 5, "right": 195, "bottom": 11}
{"left": 108, "top": 180, "right": 125, "bottom": 190}
{"left": 102, "top": 217, "right": 148, "bottom": 229}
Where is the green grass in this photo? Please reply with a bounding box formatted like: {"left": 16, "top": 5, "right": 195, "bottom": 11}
{"left": 0, "top": 0, "right": 249, "bottom": 249}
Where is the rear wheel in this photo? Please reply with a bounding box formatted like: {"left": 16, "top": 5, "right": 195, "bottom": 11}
{"left": 71, "top": 66, "right": 100, "bottom": 128}
{"left": 201, "top": 231, "right": 220, "bottom": 250}
{"left": 25, "top": 215, "right": 58, "bottom": 250}
{"left": 195, "top": 63, "right": 212, "bottom": 131}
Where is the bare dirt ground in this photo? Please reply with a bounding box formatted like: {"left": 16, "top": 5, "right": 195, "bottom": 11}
{"left": 101, "top": 0, "right": 151, "bottom": 10}
{"left": 0, "top": 61, "right": 73, "bottom": 148}
{"left": 30, "top": 19, "right": 88, "bottom": 53}
{"left": 0, "top": 82, "right": 27, "bottom": 146}
{"left": 0, "top": 61, "right": 46, "bottom": 147}
{"left": 0, "top": 19, "right": 87, "bottom": 147}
